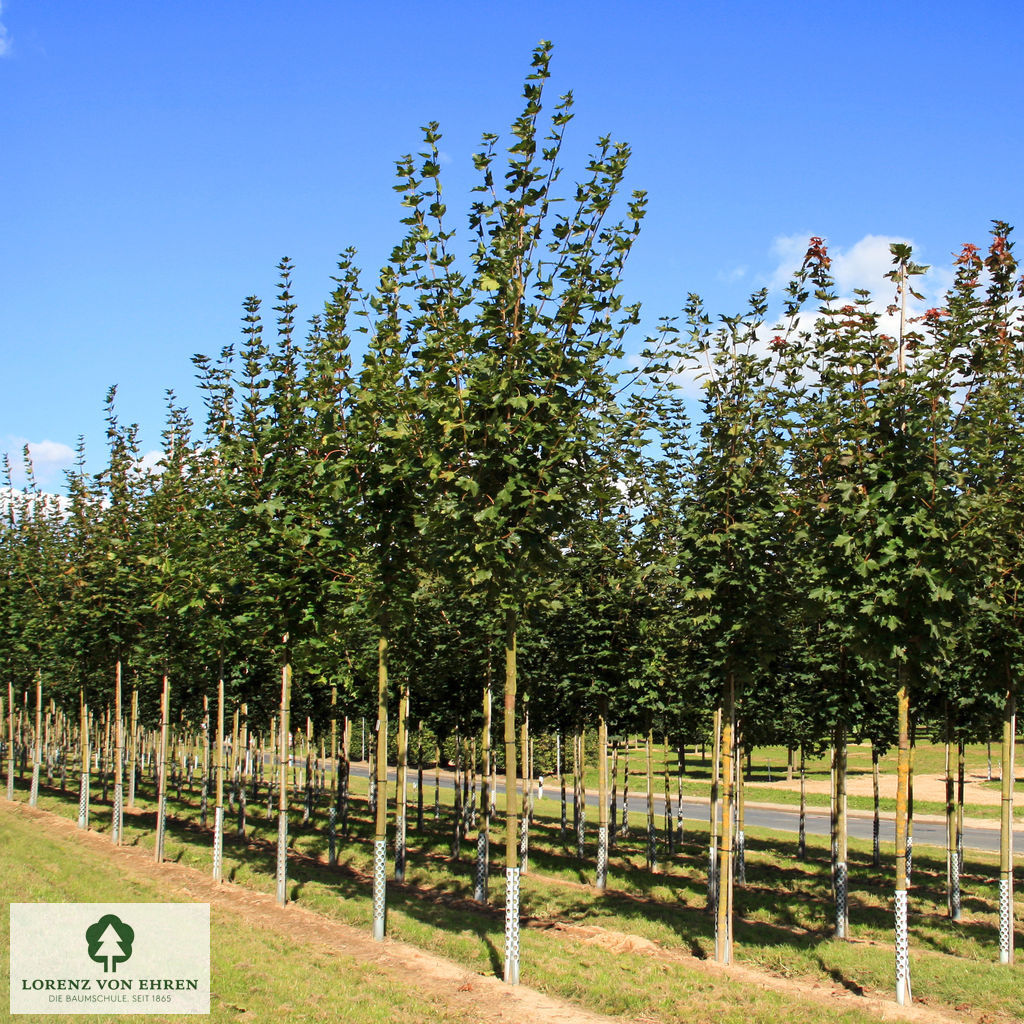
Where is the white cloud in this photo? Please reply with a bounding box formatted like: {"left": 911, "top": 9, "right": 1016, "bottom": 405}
{"left": 0, "top": 3, "right": 11, "bottom": 58}
{"left": 762, "top": 231, "right": 951, "bottom": 317}
{"left": 137, "top": 449, "right": 164, "bottom": 476}
{"left": 2, "top": 438, "right": 76, "bottom": 488}
{"left": 765, "top": 234, "right": 812, "bottom": 294}
{"left": 831, "top": 234, "right": 913, "bottom": 297}
{"left": 718, "top": 265, "right": 748, "bottom": 283}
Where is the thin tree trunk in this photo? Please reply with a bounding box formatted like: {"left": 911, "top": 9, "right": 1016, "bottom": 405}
{"left": 708, "top": 707, "right": 721, "bottom": 912}
{"left": 434, "top": 741, "right": 441, "bottom": 821}
{"left": 621, "top": 739, "right": 630, "bottom": 838}
{"left": 894, "top": 669, "right": 912, "bottom": 1006}
{"left": 956, "top": 737, "right": 965, "bottom": 923}
{"left": 998, "top": 675, "right": 1016, "bottom": 965}
{"left": 676, "top": 743, "right": 685, "bottom": 846}
{"left": 475, "top": 671, "right": 492, "bottom": 903}
{"left": 872, "top": 743, "right": 881, "bottom": 868}
{"left": 945, "top": 707, "right": 958, "bottom": 920}
{"left": 341, "top": 715, "right": 351, "bottom": 839}
{"left": 129, "top": 689, "right": 138, "bottom": 809}
{"left": 372, "top": 634, "right": 388, "bottom": 938}
{"left": 663, "top": 737, "right": 674, "bottom": 856}
{"left": 559, "top": 733, "right": 568, "bottom": 841}
{"left": 736, "top": 736, "right": 746, "bottom": 886}
{"left": 610, "top": 739, "right": 618, "bottom": 844}
{"left": 101, "top": 706, "right": 110, "bottom": 805}
{"left": 835, "top": 726, "right": 848, "bottom": 939}
{"left": 798, "top": 746, "right": 806, "bottom": 861}
{"left": 502, "top": 606, "right": 520, "bottom": 986}
{"left": 112, "top": 664, "right": 123, "bottom": 844}
{"left": 452, "top": 729, "right": 463, "bottom": 857}
{"left": 575, "top": 726, "right": 586, "bottom": 861}
{"left": 214, "top": 661, "right": 225, "bottom": 882}
{"left": 5, "top": 684, "right": 14, "bottom": 802}
{"left": 646, "top": 724, "right": 657, "bottom": 872}
{"left": 276, "top": 660, "right": 292, "bottom": 906}
{"left": 715, "top": 675, "right": 735, "bottom": 964}
{"left": 200, "top": 694, "right": 209, "bottom": 828}
{"left": 328, "top": 687, "right": 338, "bottom": 865}
{"left": 416, "top": 720, "right": 423, "bottom": 833}
{"left": 519, "top": 716, "right": 530, "bottom": 873}
{"left": 907, "top": 720, "right": 916, "bottom": 885}
{"left": 395, "top": 682, "right": 409, "bottom": 883}
{"left": 29, "top": 671, "right": 42, "bottom": 808}
{"left": 154, "top": 676, "right": 169, "bottom": 864}
{"left": 596, "top": 699, "right": 609, "bottom": 891}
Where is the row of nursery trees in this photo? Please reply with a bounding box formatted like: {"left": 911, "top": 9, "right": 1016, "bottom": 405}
{"left": 1, "top": 44, "right": 1021, "bottom": 1004}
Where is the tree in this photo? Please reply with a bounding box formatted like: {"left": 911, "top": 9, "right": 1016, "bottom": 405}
{"left": 407, "top": 42, "right": 647, "bottom": 983}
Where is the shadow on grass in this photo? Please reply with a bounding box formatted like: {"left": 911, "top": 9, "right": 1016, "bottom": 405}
{"left": 18, "top": 772, "right": 1012, "bottom": 989}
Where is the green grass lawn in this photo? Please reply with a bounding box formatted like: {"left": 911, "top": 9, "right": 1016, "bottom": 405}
{"left": 5, "top": 762, "right": 1022, "bottom": 1023}
{"left": 0, "top": 801, "right": 480, "bottom": 1024}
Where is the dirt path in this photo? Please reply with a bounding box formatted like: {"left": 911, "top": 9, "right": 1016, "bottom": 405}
{"left": 754, "top": 769, "right": 1010, "bottom": 810}
{"left": 4, "top": 799, "right": 997, "bottom": 1024}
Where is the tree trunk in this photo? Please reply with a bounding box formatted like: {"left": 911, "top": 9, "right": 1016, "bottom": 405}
{"left": 663, "top": 737, "right": 674, "bottom": 856}
{"left": 955, "top": 737, "right": 965, "bottom": 923}
{"left": 415, "top": 720, "right": 423, "bottom": 833}
{"left": 29, "top": 671, "right": 42, "bottom": 809}
{"left": 708, "top": 707, "right": 721, "bottom": 912}
{"left": 519, "top": 716, "right": 530, "bottom": 873}
{"left": 575, "top": 726, "right": 586, "bottom": 861}
{"left": 434, "top": 740, "right": 441, "bottom": 821}
{"left": 872, "top": 744, "right": 881, "bottom": 869}
{"left": 676, "top": 743, "right": 685, "bottom": 847}
{"left": 834, "top": 726, "right": 848, "bottom": 939}
{"left": 276, "top": 661, "right": 292, "bottom": 906}
{"left": 998, "top": 675, "right": 1016, "bottom": 965}
{"left": 502, "top": 606, "right": 520, "bottom": 986}
{"left": 200, "top": 694, "right": 209, "bottom": 828}
{"left": 715, "top": 675, "right": 735, "bottom": 964}
{"left": 798, "top": 746, "right": 806, "bottom": 861}
{"left": 559, "top": 733, "right": 567, "bottom": 841}
{"left": 945, "top": 707, "right": 958, "bottom": 920}
{"left": 907, "top": 720, "right": 916, "bottom": 885}
{"left": 452, "top": 729, "right": 463, "bottom": 858}
{"left": 646, "top": 724, "right": 657, "bottom": 872}
{"left": 128, "top": 689, "right": 138, "bottom": 809}
{"left": 4, "top": 684, "right": 14, "bottom": 802}
{"left": 596, "top": 699, "right": 609, "bottom": 891}
{"left": 341, "top": 715, "right": 351, "bottom": 839}
{"left": 154, "top": 676, "right": 169, "bottom": 864}
{"left": 395, "top": 682, "right": 409, "bottom": 883}
{"left": 735, "top": 736, "right": 746, "bottom": 886}
{"left": 894, "top": 669, "right": 912, "bottom": 1006}
{"left": 609, "top": 739, "right": 618, "bottom": 844}
{"left": 621, "top": 739, "right": 630, "bottom": 838}
{"left": 328, "top": 688, "right": 338, "bottom": 865}
{"left": 475, "top": 671, "right": 492, "bottom": 903}
{"left": 112, "top": 665, "right": 122, "bottom": 843}
{"left": 214, "top": 662, "right": 225, "bottom": 882}
{"left": 372, "top": 634, "right": 388, "bottom": 938}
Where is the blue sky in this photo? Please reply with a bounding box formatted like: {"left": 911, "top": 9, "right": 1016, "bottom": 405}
{"left": 2, "top": 1, "right": 1022, "bottom": 487}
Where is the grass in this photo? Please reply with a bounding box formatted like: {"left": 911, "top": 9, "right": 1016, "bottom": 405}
{"left": 0, "top": 801, "right": 481, "bottom": 1024}
{"left": 5, "top": 762, "right": 1022, "bottom": 1023}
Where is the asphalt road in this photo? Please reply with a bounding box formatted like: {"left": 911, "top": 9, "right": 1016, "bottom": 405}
{"left": 344, "top": 761, "right": 1021, "bottom": 856}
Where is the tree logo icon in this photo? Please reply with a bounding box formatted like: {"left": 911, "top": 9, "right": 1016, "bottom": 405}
{"left": 85, "top": 914, "right": 135, "bottom": 973}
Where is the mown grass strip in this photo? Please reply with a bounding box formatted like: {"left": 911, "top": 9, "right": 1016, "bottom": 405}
{"left": 8, "top": 765, "right": 1023, "bottom": 1024}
